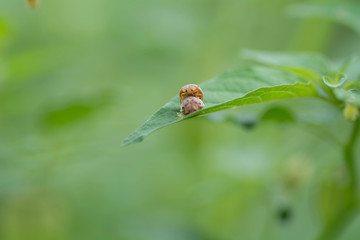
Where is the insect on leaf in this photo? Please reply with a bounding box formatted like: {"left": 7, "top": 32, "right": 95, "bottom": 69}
{"left": 122, "top": 66, "right": 320, "bottom": 146}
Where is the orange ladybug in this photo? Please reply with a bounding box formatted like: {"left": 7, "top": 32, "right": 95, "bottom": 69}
{"left": 179, "top": 84, "right": 203, "bottom": 103}
{"left": 181, "top": 97, "right": 205, "bottom": 115}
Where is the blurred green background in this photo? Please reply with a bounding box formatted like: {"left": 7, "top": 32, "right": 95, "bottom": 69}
{"left": 0, "top": 0, "right": 360, "bottom": 240}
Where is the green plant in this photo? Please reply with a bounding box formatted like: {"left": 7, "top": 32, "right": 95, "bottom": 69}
{"left": 123, "top": 50, "right": 360, "bottom": 239}
{"left": 120, "top": 2, "right": 360, "bottom": 239}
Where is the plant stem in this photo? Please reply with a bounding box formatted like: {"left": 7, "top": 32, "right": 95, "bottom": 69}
{"left": 318, "top": 119, "right": 360, "bottom": 240}
{"left": 344, "top": 119, "right": 360, "bottom": 202}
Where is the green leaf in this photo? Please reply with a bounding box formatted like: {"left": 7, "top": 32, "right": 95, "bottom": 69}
{"left": 122, "top": 66, "right": 319, "bottom": 146}
{"left": 241, "top": 49, "right": 331, "bottom": 77}
{"left": 334, "top": 88, "right": 360, "bottom": 106}
{"left": 322, "top": 73, "right": 347, "bottom": 88}
{"left": 287, "top": 3, "right": 360, "bottom": 35}
{"left": 261, "top": 106, "right": 295, "bottom": 123}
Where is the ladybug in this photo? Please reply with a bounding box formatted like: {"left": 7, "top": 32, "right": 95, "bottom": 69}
{"left": 179, "top": 84, "right": 203, "bottom": 103}
{"left": 181, "top": 97, "right": 205, "bottom": 115}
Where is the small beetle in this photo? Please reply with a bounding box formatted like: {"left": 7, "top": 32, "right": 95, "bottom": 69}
{"left": 179, "top": 84, "right": 203, "bottom": 103}
{"left": 181, "top": 97, "right": 205, "bottom": 115}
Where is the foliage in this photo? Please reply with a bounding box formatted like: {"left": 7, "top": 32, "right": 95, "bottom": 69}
{"left": 124, "top": 50, "right": 359, "bottom": 146}
{"left": 123, "top": 64, "right": 318, "bottom": 145}
{"left": 1, "top": 1, "right": 360, "bottom": 240}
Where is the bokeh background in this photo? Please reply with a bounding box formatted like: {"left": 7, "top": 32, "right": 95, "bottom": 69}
{"left": 0, "top": 0, "right": 360, "bottom": 240}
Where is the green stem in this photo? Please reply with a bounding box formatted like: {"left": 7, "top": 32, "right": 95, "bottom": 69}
{"left": 344, "top": 119, "right": 360, "bottom": 200}
{"left": 318, "top": 119, "right": 360, "bottom": 240}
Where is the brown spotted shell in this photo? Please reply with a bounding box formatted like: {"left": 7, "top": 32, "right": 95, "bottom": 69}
{"left": 181, "top": 97, "right": 205, "bottom": 115}
{"left": 179, "top": 84, "right": 203, "bottom": 103}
